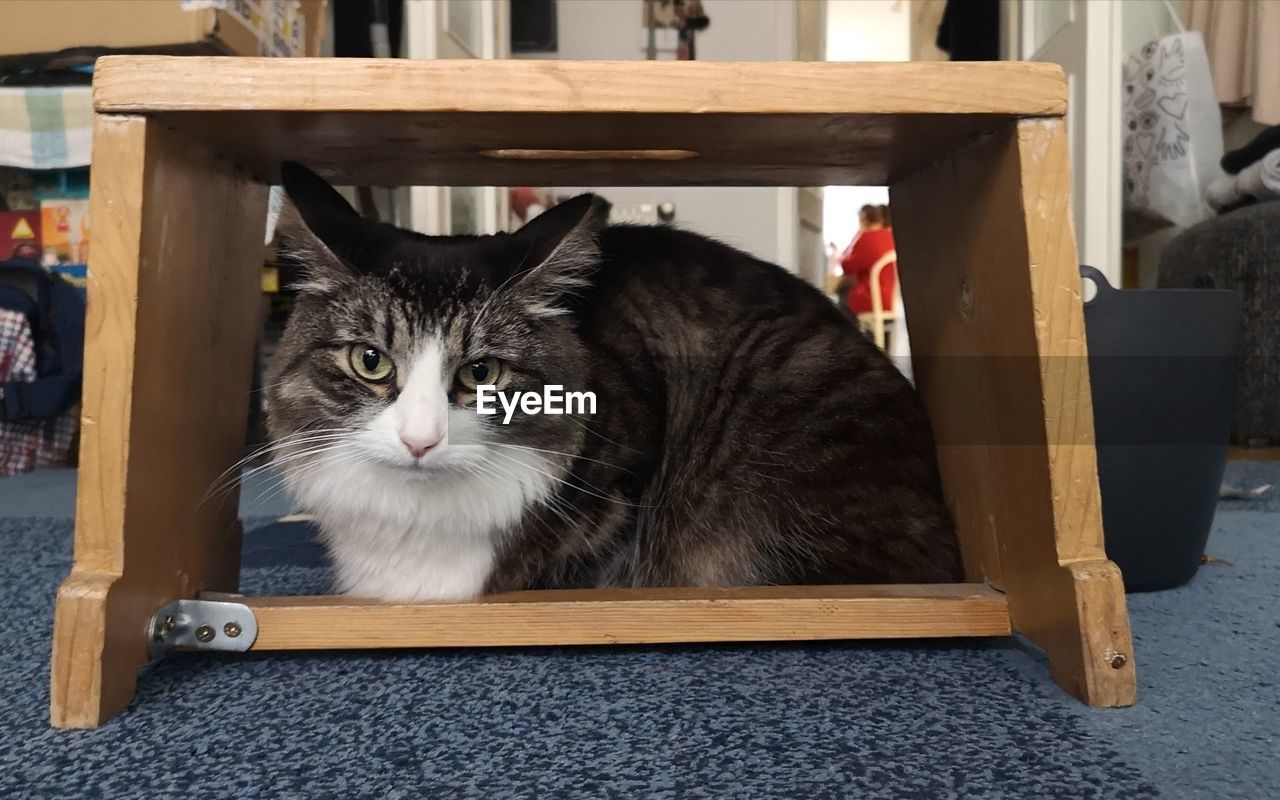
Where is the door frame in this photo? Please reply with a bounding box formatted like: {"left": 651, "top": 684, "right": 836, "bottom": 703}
{"left": 1002, "top": 0, "right": 1123, "bottom": 286}
{"left": 404, "top": 0, "right": 510, "bottom": 235}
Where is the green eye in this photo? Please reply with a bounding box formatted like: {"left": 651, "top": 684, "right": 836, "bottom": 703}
{"left": 349, "top": 344, "right": 394, "bottom": 382}
{"left": 456, "top": 357, "right": 503, "bottom": 391}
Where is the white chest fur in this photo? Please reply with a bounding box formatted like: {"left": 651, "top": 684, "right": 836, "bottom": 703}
{"left": 283, "top": 450, "right": 552, "bottom": 601}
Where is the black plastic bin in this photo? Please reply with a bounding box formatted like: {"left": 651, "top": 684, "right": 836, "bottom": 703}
{"left": 1082, "top": 266, "right": 1241, "bottom": 592}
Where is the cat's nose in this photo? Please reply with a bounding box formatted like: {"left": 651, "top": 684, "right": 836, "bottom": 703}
{"left": 400, "top": 434, "right": 441, "bottom": 459}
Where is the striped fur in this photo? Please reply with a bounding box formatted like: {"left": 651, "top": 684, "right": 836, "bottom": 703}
{"left": 267, "top": 164, "right": 961, "bottom": 600}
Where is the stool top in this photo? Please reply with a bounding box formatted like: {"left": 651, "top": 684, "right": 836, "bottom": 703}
{"left": 92, "top": 57, "right": 1066, "bottom": 186}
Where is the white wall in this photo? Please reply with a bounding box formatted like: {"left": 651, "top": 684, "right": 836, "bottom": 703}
{"left": 531, "top": 0, "right": 799, "bottom": 269}
{"left": 826, "top": 0, "right": 910, "bottom": 61}
{"left": 1121, "top": 0, "right": 1185, "bottom": 54}
{"left": 821, "top": 1, "right": 910, "bottom": 260}
{"left": 824, "top": 186, "right": 890, "bottom": 260}
{"left": 556, "top": 0, "right": 796, "bottom": 61}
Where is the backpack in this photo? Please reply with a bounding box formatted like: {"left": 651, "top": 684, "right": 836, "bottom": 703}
{"left": 0, "top": 257, "right": 85, "bottom": 421}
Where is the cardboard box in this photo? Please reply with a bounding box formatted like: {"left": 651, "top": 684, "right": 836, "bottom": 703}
{"left": 0, "top": 1, "right": 325, "bottom": 68}
{"left": 0, "top": 211, "right": 41, "bottom": 261}
{"left": 40, "top": 199, "right": 90, "bottom": 267}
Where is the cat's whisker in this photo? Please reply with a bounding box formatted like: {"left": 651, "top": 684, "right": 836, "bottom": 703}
{"left": 565, "top": 415, "right": 644, "bottom": 454}
{"left": 470, "top": 454, "right": 549, "bottom": 500}
{"left": 538, "top": 492, "right": 581, "bottom": 531}
{"left": 470, "top": 459, "right": 579, "bottom": 536}
{"left": 267, "top": 440, "right": 364, "bottom": 474}
{"left": 253, "top": 463, "right": 329, "bottom": 509}
{"left": 207, "top": 427, "right": 358, "bottom": 497}
{"left": 487, "top": 442, "right": 632, "bottom": 474}
{"left": 211, "top": 438, "right": 361, "bottom": 503}
{"left": 465, "top": 455, "right": 576, "bottom": 524}
{"left": 474, "top": 454, "right": 546, "bottom": 500}
{"left": 253, "top": 439, "right": 360, "bottom": 477}
{"left": 248, "top": 377, "right": 293, "bottom": 397}
{"left": 253, "top": 444, "right": 368, "bottom": 508}
{"left": 202, "top": 437, "right": 359, "bottom": 510}
{"left": 487, "top": 449, "right": 655, "bottom": 509}
{"left": 472, "top": 467, "right": 576, "bottom": 550}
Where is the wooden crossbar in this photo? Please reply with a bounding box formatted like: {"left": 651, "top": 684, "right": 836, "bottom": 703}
{"left": 237, "top": 584, "right": 1012, "bottom": 650}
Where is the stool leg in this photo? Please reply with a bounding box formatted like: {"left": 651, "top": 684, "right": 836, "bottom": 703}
{"left": 50, "top": 116, "right": 268, "bottom": 728}
{"left": 890, "top": 118, "right": 1136, "bottom": 707}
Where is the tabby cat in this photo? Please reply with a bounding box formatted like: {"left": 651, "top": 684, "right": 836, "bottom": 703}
{"left": 266, "top": 163, "right": 961, "bottom": 601}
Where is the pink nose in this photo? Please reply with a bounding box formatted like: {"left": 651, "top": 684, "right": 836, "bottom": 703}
{"left": 400, "top": 434, "right": 441, "bottom": 459}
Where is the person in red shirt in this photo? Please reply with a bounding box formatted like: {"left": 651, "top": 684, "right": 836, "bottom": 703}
{"left": 836, "top": 204, "right": 896, "bottom": 318}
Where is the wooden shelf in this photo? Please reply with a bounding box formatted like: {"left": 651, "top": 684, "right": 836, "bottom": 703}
{"left": 235, "top": 584, "right": 1012, "bottom": 650}
{"left": 50, "top": 57, "right": 1136, "bottom": 727}
{"left": 92, "top": 57, "right": 1067, "bottom": 186}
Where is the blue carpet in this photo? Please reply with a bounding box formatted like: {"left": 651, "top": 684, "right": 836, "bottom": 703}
{"left": 1, "top": 466, "right": 1277, "bottom": 799}
{"left": 0, "top": 467, "right": 300, "bottom": 520}
{"left": 1221, "top": 460, "right": 1280, "bottom": 512}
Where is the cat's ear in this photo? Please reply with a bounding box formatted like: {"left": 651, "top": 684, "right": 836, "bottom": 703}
{"left": 508, "top": 193, "right": 611, "bottom": 317}
{"left": 278, "top": 162, "right": 369, "bottom": 292}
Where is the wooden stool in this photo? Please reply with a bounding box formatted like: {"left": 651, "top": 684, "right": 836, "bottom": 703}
{"left": 51, "top": 57, "right": 1135, "bottom": 728}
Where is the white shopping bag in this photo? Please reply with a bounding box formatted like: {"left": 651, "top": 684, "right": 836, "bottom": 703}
{"left": 1122, "top": 4, "right": 1225, "bottom": 228}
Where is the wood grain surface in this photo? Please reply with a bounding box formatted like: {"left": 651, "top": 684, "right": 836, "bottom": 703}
{"left": 241, "top": 584, "right": 1012, "bottom": 650}
{"left": 891, "top": 119, "right": 1136, "bottom": 707}
{"left": 50, "top": 117, "right": 267, "bottom": 728}
{"left": 87, "top": 57, "right": 1067, "bottom": 186}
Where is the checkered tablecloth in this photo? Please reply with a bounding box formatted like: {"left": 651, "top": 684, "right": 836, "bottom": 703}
{"left": 0, "top": 85, "right": 93, "bottom": 170}
{"left": 0, "top": 308, "right": 77, "bottom": 475}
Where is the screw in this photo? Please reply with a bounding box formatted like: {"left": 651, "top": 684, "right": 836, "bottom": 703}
{"left": 959, "top": 280, "right": 975, "bottom": 320}
{"left": 153, "top": 614, "right": 177, "bottom": 642}
{"left": 1109, "top": 652, "right": 1127, "bottom": 669}
{"left": 223, "top": 622, "right": 242, "bottom": 638}
{"left": 195, "top": 625, "right": 216, "bottom": 643}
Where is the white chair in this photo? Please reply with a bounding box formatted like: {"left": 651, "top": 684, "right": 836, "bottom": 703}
{"left": 856, "top": 249, "right": 897, "bottom": 350}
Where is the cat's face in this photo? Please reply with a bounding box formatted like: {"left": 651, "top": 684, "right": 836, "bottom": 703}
{"left": 266, "top": 164, "right": 605, "bottom": 496}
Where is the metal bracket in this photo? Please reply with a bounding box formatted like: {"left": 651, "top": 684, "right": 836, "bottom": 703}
{"left": 148, "top": 598, "right": 258, "bottom": 658}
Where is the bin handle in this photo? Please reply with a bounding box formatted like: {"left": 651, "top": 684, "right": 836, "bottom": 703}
{"left": 1080, "top": 265, "right": 1115, "bottom": 308}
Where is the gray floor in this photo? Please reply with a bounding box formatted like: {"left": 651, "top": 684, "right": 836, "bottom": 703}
{"left": 0, "top": 466, "right": 299, "bottom": 519}
{"left": 1, "top": 465, "right": 1276, "bottom": 798}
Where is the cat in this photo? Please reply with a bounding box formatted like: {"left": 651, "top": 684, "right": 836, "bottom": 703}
{"left": 266, "top": 163, "right": 962, "bottom": 601}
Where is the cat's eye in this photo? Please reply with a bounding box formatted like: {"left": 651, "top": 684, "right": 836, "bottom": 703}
{"left": 348, "top": 344, "right": 394, "bottom": 382}
{"left": 456, "top": 357, "right": 503, "bottom": 391}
